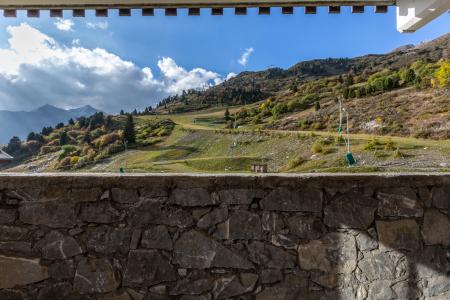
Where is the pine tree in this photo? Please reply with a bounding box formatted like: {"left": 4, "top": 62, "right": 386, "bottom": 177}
{"left": 68, "top": 118, "right": 75, "bottom": 126}
{"left": 224, "top": 108, "right": 231, "bottom": 121}
{"left": 314, "top": 101, "right": 321, "bottom": 112}
{"left": 59, "top": 131, "right": 68, "bottom": 146}
{"left": 123, "top": 114, "right": 136, "bottom": 144}
{"left": 27, "top": 132, "right": 36, "bottom": 142}
{"left": 120, "top": 110, "right": 125, "bottom": 116}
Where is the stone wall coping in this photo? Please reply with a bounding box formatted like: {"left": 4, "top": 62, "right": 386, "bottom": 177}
{"left": 1, "top": 172, "right": 450, "bottom": 178}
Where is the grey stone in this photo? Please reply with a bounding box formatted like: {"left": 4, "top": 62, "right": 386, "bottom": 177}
{"left": 69, "top": 188, "right": 103, "bottom": 202}
{"left": 287, "top": 215, "right": 325, "bottom": 240}
{"left": 0, "top": 226, "right": 27, "bottom": 241}
{"left": 217, "top": 189, "right": 265, "bottom": 205}
{"left": 432, "top": 186, "right": 450, "bottom": 209}
{"left": 416, "top": 247, "right": 450, "bottom": 278}
{"left": 169, "top": 188, "right": 217, "bottom": 207}
{"left": 247, "top": 241, "right": 296, "bottom": 269}
{"left": 179, "top": 296, "right": 210, "bottom": 300}
{"left": 99, "top": 291, "right": 132, "bottom": 300}
{"left": 49, "top": 260, "right": 75, "bottom": 280}
{"left": 356, "top": 229, "right": 378, "bottom": 251}
{"left": 423, "top": 275, "right": 450, "bottom": 298}
{"left": 324, "top": 193, "right": 376, "bottom": 229}
{"left": 0, "top": 209, "right": 16, "bottom": 224}
{"left": 87, "top": 226, "right": 131, "bottom": 254}
{"left": 170, "top": 278, "right": 214, "bottom": 296}
{"left": 376, "top": 219, "right": 421, "bottom": 251}
{"left": 261, "top": 212, "right": 285, "bottom": 232}
{"left": 0, "top": 255, "right": 49, "bottom": 289}
{"left": 214, "top": 211, "right": 262, "bottom": 240}
{"left": 298, "top": 233, "right": 357, "bottom": 274}
{"left": 79, "top": 200, "right": 121, "bottom": 223}
{"left": 392, "top": 281, "right": 419, "bottom": 299}
{"left": 36, "top": 230, "right": 82, "bottom": 259}
{"left": 357, "top": 251, "right": 398, "bottom": 282}
{"left": 73, "top": 258, "right": 119, "bottom": 294}
{"left": 0, "top": 241, "right": 32, "bottom": 254}
{"left": 367, "top": 280, "right": 395, "bottom": 300}
{"left": 255, "top": 273, "right": 308, "bottom": 300}
{"left": 270, "top": 233, "right": 299, "bottom": 249}
{"left": 422, "top": 209, "right": 450, "bottom": 246}
{"left": 260, "top": 187, "right": 322, "bottom": 212}
{"left": 212, "top": 273, "right": 258, "bottom": 299}
{"left": 123, "top": 250, "right": 176, "bottom": 287}
{"left": 0, "top": 289, "right": 24, "bottom": 300}
{"left": 37, "top": 282, "right": 72, "bottom": 300}
{"left": 19, "top": 199, "right": 77, "bottom": 228}
{"left": 377, "top": 187, "right": 423, "bottom": 217}
{"left": 173, "top": 230, "right": 253, "bottom": 269}
{"left": 130, "top": 229, "right": 142, "bottom": 250}
{"left": 260, "top": 269, "right": 283, "bottom": 284}
{"left": 140, "top": 186, "right": 169, "bottom": 198}
{"left": 197, "top": 207, "right": 228, "bottom": 229}
{"left": 112, "top": 188, "right": 140, "bottom": 204}
{"left": 127, "top": 289, "right": 145, "bottom": 300}
{"left": 141, "top": 226, "right": 173, "bottom": 251}
{"left": 129, "top": 199, "right": 193, "bottom": 227}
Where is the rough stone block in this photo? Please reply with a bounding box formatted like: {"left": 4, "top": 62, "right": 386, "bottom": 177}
{"left": 123, "top": 250, "right": 176, "bottom": 287}
{"left": 0, "top": 209, "right": 17, "bottom": 224}
{"left": 87, "top": 226, "right": 131, "bottom": 254}
{"left": 73, "top": 258, "right": 119, "bottom": 294}
{"left": 0, "top": 241, "right": 32, "bottom": 254}
{"left": 173, "top": 230, "right": 253, "bottom": 269}
{"left": 128, "top": 199, "right": 193, "bottom": 227}
{"left": 287, "top": 215, "right": 325, "bottom": 240}
{"left": 170, "top": 278, "right": 214, "bottom": 296}
{"left": 36, "top": 230, "right": 82, "bottom": 259}
{"left": 48, "top": 260, "right": 75, "bottom": 280}
{"left": 432, "top": 186, "right": 450, "bottom": 210}
{"left": 376, "top": 219, "right": 421, "bottom": 251}
{"left": 255, "top": 273, "right": 308, "bottom": 300}
{"left": 169, "top": 188, "right": 217, "bottom": 207}
{"left": 19, "top": 200, "right": 77, "bottom": 228}
{"left": 298, "top": 233, "right": 357, "bottom": 274}
{"left": 214, "top": 211, "right": 262, "bottom": 240}
{"left": 377, "top": 187, "right": 423, "bottom": 217}
{"left": 0, "top": 255, "right": 48, "bottom": 289}
{"left": 324, "top": 193, "right": 376, "bottom": 229}
{"left": 79, "top": 200, "right": 121, "bottom": 223}
{"left": 37, "top": 282, "right": 72, "bottom": 300}
{"left": 248, "top": 241, "right": 296, "bottom": 269}
{"left": 111, "top": 188, "right": 140, "bottom": 204}
{"left": 0, "top": 226, "right": 28, "bottom": 241}
{"left": 422, "top": 209, "right": 450, "bottom": 246}
{"left": 216, "top": 189, "right": 265, "bottom": 205}
{"left": 260, "top": 187, "right": 322, "bottom": 212}
{"left": 212, "top": 273, "right": 258, "bottom": 299}
{"left": 197, "top": 207, "right": 228, "bottom": 229}
{"left": 141, "top": 226, "right": 173, "bottom": 251}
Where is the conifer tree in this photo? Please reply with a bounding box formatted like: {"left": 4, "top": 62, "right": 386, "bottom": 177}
{"left": 123, "top": 114, "right": 136, "bottom": 144}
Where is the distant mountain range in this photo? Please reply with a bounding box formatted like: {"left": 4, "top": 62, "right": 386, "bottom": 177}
{"left": 0, "top": 104, "right": 100, "bottom": 144}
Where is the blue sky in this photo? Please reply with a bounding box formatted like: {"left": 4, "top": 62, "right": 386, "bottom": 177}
{"left": 0, "top": 7, "right": 448, "bottom": 112}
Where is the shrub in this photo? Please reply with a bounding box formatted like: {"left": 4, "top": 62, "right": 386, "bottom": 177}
{"left": 60, "top": 145, "right": 77, "bottom": 159}
{"left": 312, "top": 141, "right": 323, "bottom": 153}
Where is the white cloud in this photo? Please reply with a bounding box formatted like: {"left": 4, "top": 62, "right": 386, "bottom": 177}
{"left": 0, "top": 23, "right": 226, "bottom": 113}
{"left": 71, "top": 38, "right": 80, "bottom": 46}
{"left": 54, "top": 18, "right": 74, "bottom": 31}
{"left": 238, "top": 47, "right": 254, "bottom": 66}
{"left": 86, "top": 21, "right": 109, "bottom": 30}
{"left": 226, "top": 72, "right": 237, "bottom": 80}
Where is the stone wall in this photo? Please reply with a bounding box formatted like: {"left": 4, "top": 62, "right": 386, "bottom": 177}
{"left": 0, "top": 174, "right": 449, "bottom": 300}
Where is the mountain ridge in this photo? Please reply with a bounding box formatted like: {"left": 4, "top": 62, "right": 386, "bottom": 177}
{"left": 0, "top": 104, "right": 100, "bottom": 144}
